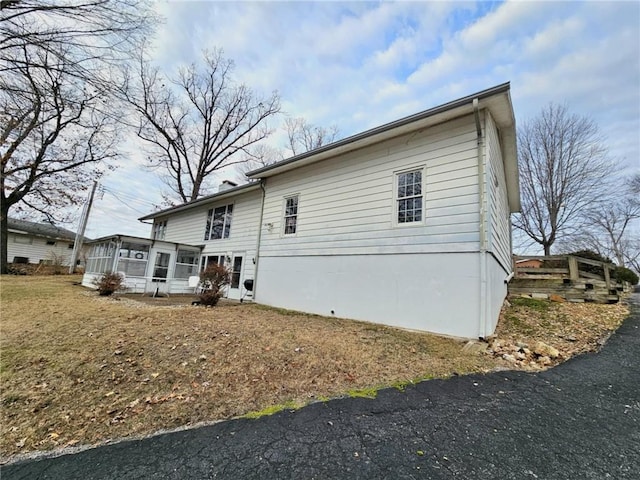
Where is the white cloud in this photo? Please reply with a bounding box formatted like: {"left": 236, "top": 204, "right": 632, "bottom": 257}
{"left": 81, "top": 0, "right": 639, "bottom": 238}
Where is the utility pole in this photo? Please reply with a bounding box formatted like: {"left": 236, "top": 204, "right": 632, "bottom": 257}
{"left": 69, "top": 181, "right": 98, "bottom": 274}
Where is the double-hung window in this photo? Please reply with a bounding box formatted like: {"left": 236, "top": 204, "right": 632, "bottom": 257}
{"left": 283, "top": 195, "right": 298, "bottom": 235}
{"left": 396, "top": 169, "right": 423, "bottom": 224}
{"left": 153, "top": 220, "right": 167, "bottom": 240}
{"left": 204, "top": 204, "right": 233, "bottom": 240}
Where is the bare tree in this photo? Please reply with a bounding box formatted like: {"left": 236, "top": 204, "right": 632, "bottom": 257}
{"left": 513, "top": 104, "right": 615, "bottom": 255}
{"left": 126, "top": 49, "right": 281, "bottom": 204}
{"left": 284, "top": 117, "right": 339, "bottom": 156}
{"left": 0, "top": 0, "right": 157, "bottom": 273}
{"left": 563, "top": 174, "right": 640, "bottom": 271}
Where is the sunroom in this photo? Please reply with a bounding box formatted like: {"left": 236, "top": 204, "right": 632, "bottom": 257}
{"left": 81, "top": 235, "right": 203, "bottom": 295}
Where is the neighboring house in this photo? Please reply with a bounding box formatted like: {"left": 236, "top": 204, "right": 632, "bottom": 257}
{"left": 7, "top": 218, "right": 89, "bottom": 266}
{"left": 83, "top": 83, "right": 520, "bottom": 338}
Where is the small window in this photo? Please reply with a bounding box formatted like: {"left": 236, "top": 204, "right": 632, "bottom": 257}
{"left": 283, "top": 195, "right": 298, "bottom": 235}
{"left": 396, "top": 169, "right": 423, "bottom": 224}
{"left": 204, "top": 205, "right": 233, "bottom": 240}
{"left": 46, "top": 240, "right": 56, "bottom": 246}
{"left": 68, "top": 243, "right": 74, "bottom": 249}
{"left": 14, "top": 235, "right": 32, "bottom": 245}
{"left": 153, "top": 220, "right": 167, "bottom": 240}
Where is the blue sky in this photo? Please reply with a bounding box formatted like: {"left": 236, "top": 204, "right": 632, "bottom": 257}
{"left": 84, "top": 0, "right": 640, "bottom": 247}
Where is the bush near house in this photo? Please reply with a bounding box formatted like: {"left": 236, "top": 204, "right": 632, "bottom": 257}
{"left": 93, "top": 271, "right": 126, "bottom": 296}
{"left": 198, "top": 264, "right": 231, "bottom": 306}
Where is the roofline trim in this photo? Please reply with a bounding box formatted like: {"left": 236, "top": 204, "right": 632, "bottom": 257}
{"left": 247, "top": 82, "right": 511, "bottom": 179}
{"left": 138, "top": 182, "right": 261, "bottom": 221}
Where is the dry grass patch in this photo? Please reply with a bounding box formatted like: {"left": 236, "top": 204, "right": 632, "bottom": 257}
{"left": 1, "top": 276, "right": 497, "bottom": 460}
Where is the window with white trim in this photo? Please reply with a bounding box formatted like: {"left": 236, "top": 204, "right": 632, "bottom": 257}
{"left": 152, "top": 220, "right": 167, "bottom": 240}
{"left": 204, "top": 204, "right": 233, "bottom": 240}
{"left": 174, "top": 249, "right": 200, "bottom": 279}
{"left": 283, "top": 195, "right": 298, "bottom": 235}
{"left": 396, "top": 169, "right": 423, "bottom": 224}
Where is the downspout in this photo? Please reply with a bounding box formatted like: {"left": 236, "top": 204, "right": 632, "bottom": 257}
{"left": 474, "top": 99, "right": 489, "bottom": 339}
{"left": 252, "top": 179, "right": 267, "bottom": 300}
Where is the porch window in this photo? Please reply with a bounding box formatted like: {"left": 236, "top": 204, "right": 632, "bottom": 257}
{"left": 283, "top": 195, "right": 298, "bottom": 235}
{"left": 117, "top": 242, "right": 149, "bottom": 276}
{"left": 396, "top": 169, "right": 423, "bottom": 224}
{"left": 175, "top": 249, "right": 200, "bottom": 279}
{"left": 204, "top": 204, "right": 233, "bottom": 240}
{"left": 86, "top": 241, "right": 117, "bottom": 273}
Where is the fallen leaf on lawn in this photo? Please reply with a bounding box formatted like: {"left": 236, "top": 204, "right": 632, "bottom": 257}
{"left": 104, "top": 391, "right": 115, "bottom": 397}
{"left": 16, "top": 438, "right": 26, "bottom": 448}
{"left": 151, "top": 373, "right": 160, "bottom": 378}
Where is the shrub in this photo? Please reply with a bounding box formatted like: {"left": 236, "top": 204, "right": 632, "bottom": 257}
{"left": 93, "top": 272, "right": 125, "bottom": 296}
{"left": 614, "top": 267, "right": 639, "bottom": 285}
{"left": 197, "top": 264, "right": 230, "bottom": 306}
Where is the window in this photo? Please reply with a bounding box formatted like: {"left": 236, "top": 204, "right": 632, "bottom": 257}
{"left": 86, "top": 241, "right": 117, "bottom": 274}
{"left": 153, "top": 220, "right": 167, "bottom": 240}
{"left": 174, "top": 249, "right": 200, "bottom": 279}
{"left": 204, "top": 204, "right": 233, "bottom": 240}
{"left": 46, "top": 240, "right": 56, "bottom": 246}
{"left": 283, "top": 195, "right": 298, "bottom": 235}
{"left": 396, "top": 169, "right": 423, "bottom": 224}
{"left": 14, "top": 235, "right": 32, "bottom": 245}
{"left": 117, "top": 242, "right": 149, "bottom": 276}
{"left": 68, "top": 243, "right": 74, "bottom": 249}
{"left": 201, "top": 255, "right": 225, "bottom": 271}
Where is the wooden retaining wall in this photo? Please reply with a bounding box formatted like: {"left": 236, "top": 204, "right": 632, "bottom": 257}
{"left": 509, "top": 255, "right": 630, "bottom": 303}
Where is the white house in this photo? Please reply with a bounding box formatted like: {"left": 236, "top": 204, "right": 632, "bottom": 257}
{"left": 7, "top": 218, "right": 89, "bottom": 267}
{"left": 83, "top": 83, "right": 519, "bottom": 338}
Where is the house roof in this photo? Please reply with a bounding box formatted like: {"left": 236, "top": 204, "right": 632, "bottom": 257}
{"left": 138, "top": 83, "right": 520, "bottom": 221}
{"left": 7, "top": 218, "right": 88, "bottom": 242}
{"left": 138, "top": 182, "right": 261, "bottom": 221}
{"left": 84, "top": 233, "right": 203, "bottom": 250}
{"left": 247, "top": 82, "right": 520, "bottom": 212}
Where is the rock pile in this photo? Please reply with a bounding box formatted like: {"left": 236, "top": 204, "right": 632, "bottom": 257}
{"left": 485, "top": 339, "right": 562, "bottom": 370}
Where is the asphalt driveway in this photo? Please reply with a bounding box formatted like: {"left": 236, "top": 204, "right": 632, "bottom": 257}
{"left": 3, "top": 295, "right": 639, "bottom": 479}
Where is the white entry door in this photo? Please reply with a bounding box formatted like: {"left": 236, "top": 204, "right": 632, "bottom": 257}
{"left": 228, "top": 254, "right": 244, "bottom": 300}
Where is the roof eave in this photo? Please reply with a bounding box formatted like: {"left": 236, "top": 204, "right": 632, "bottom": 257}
{"left": 138, "top": 182, "right": 261, "bottom": 221}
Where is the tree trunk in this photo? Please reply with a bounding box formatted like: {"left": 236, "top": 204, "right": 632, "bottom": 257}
{"left": 1, "top": 202, "right": 9, "bottom": 275}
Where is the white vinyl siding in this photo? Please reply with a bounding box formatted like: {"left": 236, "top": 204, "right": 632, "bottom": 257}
{"left": 485, "top": 112, "right": 512, "bottom": 272}
{"left": 7, "top": 233, "right": 83, "bottom": 265}
{"left": 158, "top": 189, "right": 262, "bottom": 287}
{"left": 259, "top": 114, "right": 481, "bottom": 257}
